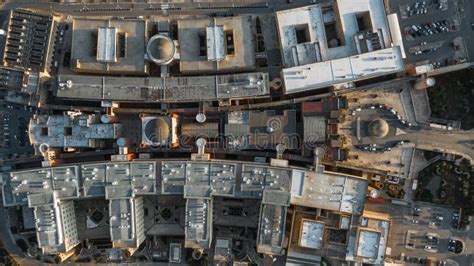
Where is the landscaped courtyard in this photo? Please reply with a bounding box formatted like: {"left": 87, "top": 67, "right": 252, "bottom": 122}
{"left": 416, "top": 160, "right": 471, "bottom": 204}
{"left": 415, "top": 159, "right": 473, "bottom": 227}
{"left": 428, "top": 69, "right": 474, "bottom": 130}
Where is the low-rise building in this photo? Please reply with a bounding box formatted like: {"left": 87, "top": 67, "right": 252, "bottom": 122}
{"left": 178, "top": 16, "right": 255, "bottom": 74}
{"left": 71, "top": 18, "right": 148, "bottom": 75}
{"left": 276, "top": 0, "right": 404, "bottom": 93}
{"left": 2, "top": 9, "right": 55, "bottom": 73}
{"left": 55, "top": 72, "right": 269, "bottom": 103}
{"left": 346, "top": 210, "right": 391, "bottom": 265}
{"left": 224, "top": 110, "right": 298, "bottom": 150}
{"left": 28, "top": 112, "right": 123, "bottom": 153}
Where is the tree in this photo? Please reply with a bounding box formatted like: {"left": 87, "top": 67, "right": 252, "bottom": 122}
{"left": 419, "top": 189, "right": 434, "bottom": 202}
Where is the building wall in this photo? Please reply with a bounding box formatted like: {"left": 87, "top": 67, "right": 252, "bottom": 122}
{"left": 59, "top": 200, "right": 80, "bottom": 252}
{"left": 134, "top": 197, "right": 146, "bottom": 249}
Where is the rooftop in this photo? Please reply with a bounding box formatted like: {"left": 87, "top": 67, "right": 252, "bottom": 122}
{"left": 161, "top": 160, "right": 295, "bottom": 197}
{"left": 356, "top": 229, "right": 381, "bottom": 259}
{"left": 257, "top": 203, "right": 287, "bottom": 255}
{"left": 299, "top": 219, "right": 325, "bottom": 249}
{"left": 0, "top": 67, "right": 39, "bottom": 95}
{"left": 290, "top": 167, "right": 368, "bottom": 215}
{"left": 178, "top": 16, "right": 255, "bottom": 73}
{"left": 2, "top": 155, "right": 371, "bottom": 259}
{"left": 276, "top": 0, "right": 404, "bottom": 93}
{"left": 3, "top": 9, "right": 54, "bottom": 72}
{"left": 71, "top": 18, "right": 147, "bottom": 74}
{"left": 282, "top": 47, "right": 404, "bottom": 93}
{"left": 346, "top": 210, "right": 390, "bottom": 264}
{"left": 184, "top": 198, "right": 212, "bottom": 249}
{"left": 276, "top": 0, "right": 391, "bottom": 66}
{"left": 109, "top": 198, "right": 133, "bottom": 243}
{"left": 28, "top": 113, "right": 122, "bottom": 149}
{"left": 3, "top": 165, "right": 79, "bottom": 206}
{"left": 225, "top": 110, "right": 298, "bottom": 150}
{"left": 55, "top": 72, "right": 269, "bottom": 102}
{"left": 303, "top": 116, "right": 327, "bottom": 143}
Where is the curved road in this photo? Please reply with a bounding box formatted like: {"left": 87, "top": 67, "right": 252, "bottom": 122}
{"left": 360, "top": 128, "right": 474, "bottom": 163}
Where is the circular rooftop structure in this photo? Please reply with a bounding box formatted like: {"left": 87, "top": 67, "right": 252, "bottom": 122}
{"left": 368, "top": 118, "right": 389, "bottom": 138}
{"left": 144, "top": 117, "right": 170, "bottom": 145}
{"left": 146, "top": 34, "right": 176, "bottom": 65}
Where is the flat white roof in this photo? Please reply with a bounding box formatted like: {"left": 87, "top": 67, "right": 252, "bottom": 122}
{"left": 336, "top": 0, "right": 391, "bottom": 57}
{"left": 290, "top": 169, "right": 368, "bottom": 214}
{"left": 206, "top": 26, "right": 225, "bottom": 61}
{"left": 276, "top": 0, "right": 392, "bottom": 68}
{"left": 356, "top": 230, "right": 380, "bottom": 258}
{"left": 97, "top": 27, "right": 117, "bottom": 63}
{"left": 276, "top": 4, "right": 328, "bottom": 67}
{"left": 283, "top": 47, "right": 404, "bottom": 93}
{"left": 387, "top": 13, "right": 406, "bottom": 58}
{"left": 299, "top": 220, "right": 325, "bottom": 249}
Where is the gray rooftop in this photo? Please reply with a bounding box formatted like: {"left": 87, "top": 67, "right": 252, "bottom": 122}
{"left": 161, "top": 161, "right": 294, "bottom": 198}
{"left": 28, "top": 196, "right": 79, "bottom": 254}
{"left": 225, "top": 110, "right": 298, "bottom": 150}
{"left": 3, "top": 165, "right": 79, "bottom": 206}
{"left": 290, "top": 168, "right": 368, "bottom": 215}
{"left": 303, "top": 116, "right": 327, "bottom": 143}
{"left": 346, "top": 211, "right": 390, "bottom": 264}
{"left": 82, "top": 163, "right": 107, "bottom": 197}
{"left": 257, "top": 203, "right": 287, "bottom": 255}
{"left": 32, "top": 201, "right": 62, "bottom": 249}
{"left": 178, "top": 16, "right": 255, "bottom": 73}
{"left": 356, "top": 230, "right": 381, "bottom": 259}
{"left": 109, "top": 198, "right": 133, "bottom": 242}
{"left": 105, "top": 162, "right": 156, "bottom": 199}
{"left": 29, "top": 113, "right": 122, "bottom": 149}
{"left": 299, "top": 219, "right": 325, "bottom": 249}
{"left": 71, "top": 18, "right": 147, "bottom": 74}
{"left": 1, "top": 159, "right": 370, "bottom": 257}
{"left": 184, "top": 162, "right": 236, "bottom": 197}
{"left": 185, "top": 198, "right": 212, "bottom": 249}
{"left": 55, "top": 72, "right": 269, "bottom": 102}
{"left": 0, "top": 67, "right": 39, "bottom": 95}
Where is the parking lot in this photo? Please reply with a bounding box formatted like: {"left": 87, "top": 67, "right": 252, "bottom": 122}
{"left": 365, "top": 201, "right": 473, "bottom": 265}
{"left": 0, "top": 101, "right": 36, "bottom": 160}
{"left": 387, "top": 0, "right": 471, "bottom": 67}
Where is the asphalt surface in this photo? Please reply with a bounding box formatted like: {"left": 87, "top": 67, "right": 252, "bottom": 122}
{"left": 366, "top": 200, "right": 473, "bottom": 266}
{"left": 359, "top": 127, "right": 474, "bottom": 164}
{"left": 386, "top": 0, "right": 473, "bottom": 66}
{"left": 0, "top": 102, "right": 35, "bottom": 159}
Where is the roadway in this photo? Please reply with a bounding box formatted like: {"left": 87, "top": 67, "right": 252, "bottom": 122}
{"left": 359, "top": 127, "right": 474, "bottom": 163}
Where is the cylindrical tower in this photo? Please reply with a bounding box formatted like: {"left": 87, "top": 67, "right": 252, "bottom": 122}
{"left": 146, "top": 34, "right": 176, "bottom": 65}
{"left": 414, "top": 77, "right": 436, "bottom": 90}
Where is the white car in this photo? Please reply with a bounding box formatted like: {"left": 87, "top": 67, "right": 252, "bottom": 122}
{"left": 424, "top": 245, "right": 437, "bottom": 252}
